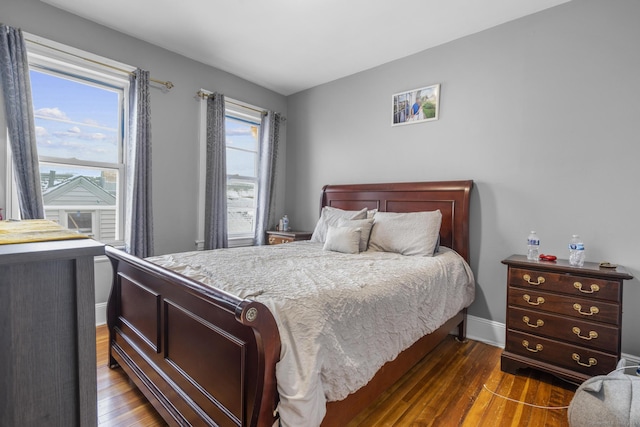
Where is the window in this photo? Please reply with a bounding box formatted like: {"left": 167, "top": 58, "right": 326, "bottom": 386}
{"left": 225, "top": 109, "right": 261, "bottom": 238}
{"left": 19, "top": 37, "right": 131, "bottom": 244}
{"left": 197, "top": 94, "right": 262, "bottom": 247}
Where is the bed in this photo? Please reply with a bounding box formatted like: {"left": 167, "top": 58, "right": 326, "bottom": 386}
{"left": 106, "top": 180, "right": 474, "bottom": 427}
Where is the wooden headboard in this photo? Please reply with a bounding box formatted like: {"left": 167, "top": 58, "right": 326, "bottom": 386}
{"left": 320, "top": 180, "right": 474, "bottom": 262}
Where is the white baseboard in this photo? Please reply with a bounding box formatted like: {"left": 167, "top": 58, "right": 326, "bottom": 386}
{"left": 466, "top": 314, "right": 505, "bottom": 348}
{"left": 96, "top": 302, "right": 107, "bottom": 326}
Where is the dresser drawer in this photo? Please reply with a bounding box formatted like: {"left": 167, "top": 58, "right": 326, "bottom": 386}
{"left": 509, "top": 267, "right": 621, "bottom": 302}
{"left": 508, "top": 287, "right": 620, "bottom": 325}
{"left": 505, "top": 330, "right": 617, "bottom": 377}
{"left": 507, "top": 306, "right": 619, "bottom": 352}
{"left": 268, "top": 235, "right": 294, "bottom": 245}
{"left": 266, "top": 231, "right": 312, "bottom": 245}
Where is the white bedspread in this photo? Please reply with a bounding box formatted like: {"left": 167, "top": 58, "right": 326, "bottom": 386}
{"left": 147, "top": 242, "right": 475, "bottom": 427}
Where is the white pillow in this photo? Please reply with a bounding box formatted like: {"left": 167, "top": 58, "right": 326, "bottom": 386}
{"left": 323, "top": 225, "right": 362, "bottom": 254}
{"left": 368, "top": 210, "right": 442, "bottom": 256}
{"left": 338, "top": 217, "right": 374, "bottom": 252}
{"left": 310, "top": 207, "right": 367, "bottom": 243}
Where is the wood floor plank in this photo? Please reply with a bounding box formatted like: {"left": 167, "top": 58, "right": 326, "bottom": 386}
{"left": 95, "top": 327, "right": 575, "bottom": 426}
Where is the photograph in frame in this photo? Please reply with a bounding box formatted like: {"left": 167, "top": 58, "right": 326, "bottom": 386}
{"left": 392, "top": 84, "right": 440, "bottom": 126}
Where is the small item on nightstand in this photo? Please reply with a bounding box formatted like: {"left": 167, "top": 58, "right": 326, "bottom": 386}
{"left": 527, "top": 231, "right": 540, "bottom": 260}
{"left": 539, "top": 254, "right": 557, "bottom": 261}
{"left": 569, "top": 234, "right": 585, "bottom": 267}
{"left": 282, "top": 215, "right": 289, "bottom": 232}
{"left": 599, "top": 262, "right": 618, "bottom": 269}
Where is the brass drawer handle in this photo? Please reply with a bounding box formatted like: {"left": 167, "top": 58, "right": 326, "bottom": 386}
{"left": 523, "top": 316, "right": 544, "bottom": 328}
{"left": 572, "top": 353, "right": 597, "bottom": 367}
{"left": 268, "top": 237, "right": 276, "bottom": 244}
{"left": 572, "top": 327, "right": 598, "bottom": 340}
{"left": 523, "top": 274, "right": 545, "bottom": 286}
{"left": 523, "top": 294, "right": 545, "bottom": 306}
{"left": 574, "top": 282, "right": 600, "bottom": 294}
{"left": 573, "top": 303, "right": 599, "bottom": 316}
{"left": 522, "top": 340, "right": 543, "bottom": 353}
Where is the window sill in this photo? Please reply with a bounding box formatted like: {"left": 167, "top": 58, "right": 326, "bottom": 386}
{"left": 194, "top": 236, "right": 255, "bottom": 251}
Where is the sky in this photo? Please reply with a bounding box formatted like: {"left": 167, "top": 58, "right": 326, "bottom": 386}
{"left": 30, "top": 69, "right": 120, "bottom": 169}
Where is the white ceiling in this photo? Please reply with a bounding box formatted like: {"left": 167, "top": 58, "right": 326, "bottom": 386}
{"left": 41, "top": 0, "right": 570, "bottom": 96}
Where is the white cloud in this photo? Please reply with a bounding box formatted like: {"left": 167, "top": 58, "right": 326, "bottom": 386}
{"left": 35, "top": 126, "right": 48, "bottom": 137}
{"left": 91, "top": 133, "right": 106, "bottom": 140}
{"left": 68, "top": 126, "right": 81, "bottom": 134}
{"left": 34, "top": 107, "right": 70, "bottom": 120}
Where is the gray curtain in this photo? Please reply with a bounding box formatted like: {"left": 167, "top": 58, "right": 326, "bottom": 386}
{"left": 204, "top": 93, "right": 228, "bottom": 250}
{"left": 254, "top": 111, "right": 281, "bottom": 245}
{"left": 125, "top": 69, "right": 154, "bottom": 257}
{"left": 0, "top": 24, "right": 44, "bottom": 219}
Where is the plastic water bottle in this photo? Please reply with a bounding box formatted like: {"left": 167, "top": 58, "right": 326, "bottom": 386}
{"left": 569, "top": 235, "right": 585, "bottom": 267}
{"left": 282, "top": 215, "right": 289, "bottom": 232}
{"left": 527, "top": 231, "right": 540, "bottom": 260}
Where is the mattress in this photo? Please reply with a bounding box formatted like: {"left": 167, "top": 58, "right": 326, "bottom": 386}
{"left": 147, "top": 242, "right": 475, "bottom": 427}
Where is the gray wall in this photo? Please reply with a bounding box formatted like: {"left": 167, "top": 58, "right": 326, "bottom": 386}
{"left": 286, "top": 0, "right": 640, "bottom": 356}
{"left": 1, "top": 0, "right": 288, "bottom": 304}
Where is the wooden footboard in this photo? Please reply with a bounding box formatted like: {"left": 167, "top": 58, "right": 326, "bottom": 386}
{"left": 106, "top": 246, "right": 280, "bottom": 427}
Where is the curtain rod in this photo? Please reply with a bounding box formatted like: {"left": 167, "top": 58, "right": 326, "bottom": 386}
{"left": 25, "top": 38, "right": 174, "bottom": 90}
{"left": 196, "top": 90, "right": 265, "bottom": 115}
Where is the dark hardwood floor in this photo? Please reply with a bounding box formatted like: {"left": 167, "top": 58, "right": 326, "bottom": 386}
{"left": 96, "top": 325, "right": 576, "bottom": 426}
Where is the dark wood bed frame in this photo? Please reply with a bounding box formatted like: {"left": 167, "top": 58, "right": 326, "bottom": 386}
{"left": 106, "top": 180, "right": 474, "bottom": 427}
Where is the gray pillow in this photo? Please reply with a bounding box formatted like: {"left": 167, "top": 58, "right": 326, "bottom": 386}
{"left": 323, "top": 225, "right": 361, "bottom": 254}
{"left": 338, "top": 217, "right": 374, "bottom": 252}
{"left": 368, "top": 210, "right": 442, "bottom": 256}
{"left": 310, "top": 207, "right": 367, "bottom": 243}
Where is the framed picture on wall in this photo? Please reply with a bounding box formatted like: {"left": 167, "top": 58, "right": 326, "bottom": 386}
{"left": 392, "top": 84, "right": 440, "bottom": 126}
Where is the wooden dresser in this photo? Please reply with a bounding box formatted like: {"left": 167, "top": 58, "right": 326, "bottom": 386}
{"left": 501, "top": 254, "right": 633, "bottom": 384}
{"left": 0, "top": 237, "right": 104, "bottom": 426}
{"left": 266, "top": 230, "right": 312, "bottom": 245}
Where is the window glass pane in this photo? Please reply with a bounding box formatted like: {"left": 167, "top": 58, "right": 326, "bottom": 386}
{"left": 227, "top": 180, "right": 255, "bottom": 235}
{"left": 226, "top": 148, "right": 257, "bottom": 177}
{"left": 67, "top": 211, "right": 92, "bottom": 234}
{"left": 30, "top": 69, "right": 120, "bottom": 163}
{"left": 226, "top": 117, "right": 258, "bottom": 151}
{"left": 40, "top": 163, "right": 119, "bottom": 240}
{"left": 40, "top": 164, "right": 118, "bottom": 204}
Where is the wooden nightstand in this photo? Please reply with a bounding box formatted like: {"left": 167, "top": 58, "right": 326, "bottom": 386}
{"left": 501, "top": 254, "right": 633, "bottom": 384}
{"left": 266, "top": 230, "right": 312, "bottom": 245}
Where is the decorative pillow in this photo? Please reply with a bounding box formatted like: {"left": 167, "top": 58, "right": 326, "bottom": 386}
{"left": 338, "top": 217, "right": 374, "bottom": 252}
{"left": 367, "top": 209, "right": 378, "bottom": 219}
{"left": 323, "top": 225, "right": 361, "bottom": 254}
{"left": 310, "top": 207, "right": 367, "bottom": 243}
{"left": 368, "top": 210, "right": 442, "bottom": 256}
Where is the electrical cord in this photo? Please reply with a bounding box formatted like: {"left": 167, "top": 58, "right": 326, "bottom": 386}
{"left": 482, "top": 365, "right": 640, "bottom": 410}
{"left": 481, "top": 384, "right": 570, "bottom": 410}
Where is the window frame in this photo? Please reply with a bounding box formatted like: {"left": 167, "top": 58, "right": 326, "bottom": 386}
{"left": 4, "top": 34, "right": 133, "bottom": 246}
